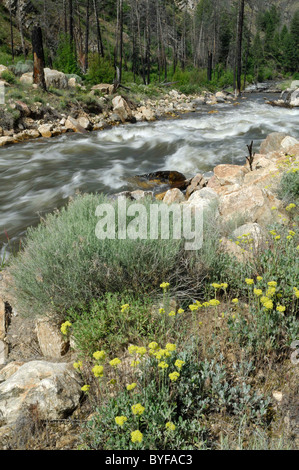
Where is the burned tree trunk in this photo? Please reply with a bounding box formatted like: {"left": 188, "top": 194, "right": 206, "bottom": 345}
{"left": 236, "top": 0, "right": 245, "bottom": 96}
{"left": 32, "top": 26, "right": 46, "bottom": 91}
{"left": 9, "top": 0, "right": 14, "bottom": 62}
{"left": 207, "top": 51, "right": 213, "bottom": 82}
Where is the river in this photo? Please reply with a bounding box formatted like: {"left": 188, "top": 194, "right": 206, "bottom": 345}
{"left": 0, "top": 93, "right": 298, "bottom": 252}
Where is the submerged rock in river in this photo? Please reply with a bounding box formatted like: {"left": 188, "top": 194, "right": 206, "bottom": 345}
{"left": 128, "top": 170, "right": 188, "bottom": 191}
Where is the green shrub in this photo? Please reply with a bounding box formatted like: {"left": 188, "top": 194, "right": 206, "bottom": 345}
{"left": 67, "top": 293, "right": 157, "bottom": 356}
{"left": 1, "top": 69, "right": 16, "bottom": 84}
{"left": 86, "top": 54, "right": 115, "bottom": 85}
{"left": 14, "top": 60, "right": 33, "bottom": 76}
{"left": 10, "top": 193, "right": 214, "bottom": 321}
{"left": 278, "top": 169, "right": 299, "bottom": 204}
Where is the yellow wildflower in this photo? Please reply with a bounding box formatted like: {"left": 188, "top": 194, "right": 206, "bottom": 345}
{"left": 109, "top": 358, "right": 121, "bottom": 367}
{"left": 264, "top": 300, "right": 273, "bottom": 310}
{"left": 93, "top": 350, "right": 106, "bottom": 361}
{"left": 131, "top": 403, "right": 145, "bottom": 416}
{"left": 160, "top": 282, "right": 170, "bottom": 291}
{"left": 268, "top": 281, "right": 277, "bottom": 287}
{"left": 245, "top": 278, "right": 254, "bottom": 285}
{"left": 174, "top": 359, "right": 185, "bottom": 370}
{"left": 158, "top": 361, "right": 169, "bottom": 369}
{"left": 277, "top": 305, "right": 286, "bottom": 313}
{"left": 178, "top": 308, "right": 184, "bottom": 314}
{"left": 254, "top": 289, "right": 263, "bottom": 297}
{"left": 189, "top": 304, "right": 198, "bottom": 311}
{"left": 81, "top": 385, "right": 90, "bottom": 393}
{"left": 209, "top": 299, "right": 220, "bottom": 306}
{"left": 73, "top": 361, "right": 83, "bottom": 371}
{"left": 166, "top": 422, "right": 176, "bottom": 431}
{"left": 169, "top": 371, "right": 180, "bottom": 382}
{"left": 128, "top": 345, "right": 138, "bottom": 355}
{"left": 92, "top": 365, "right": 104, "bottom": 378}
{"left": 165, "top": 343, "right": 176, "bottom": 352}
{"left": 136, "top": 347, "right": 147, "bottom": 356}
{"left": 127, "top": 383, "right": 137, "bottom": 391}
{"left": 232, "top": 298, "right": 239, "bottom": 304}
{"left": 131, "top": 430, "right": 143, "bottom": 443}
{"left": 60, "top": 321, "right": 72, "bottom": 336}
{"left": 148, "top": 341, "right": 159, "bottom": 350}
{"left": 115, "top": 416, "right": 127, "bottom": 427}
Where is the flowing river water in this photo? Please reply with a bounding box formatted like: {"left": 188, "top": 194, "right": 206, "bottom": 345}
{"left": 0, "top": 93, "right": 299, "bottom": 254}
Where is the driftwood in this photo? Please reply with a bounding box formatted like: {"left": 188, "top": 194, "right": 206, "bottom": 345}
{"left": 246, "top": 141, "right": 255, "bottom": 171}
{"left": 265, "top": 100, "right": 294, "bottom": 109}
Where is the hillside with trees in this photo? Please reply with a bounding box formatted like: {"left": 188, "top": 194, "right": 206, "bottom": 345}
{"left": 0, "top": 0, "right": 298, "bottom": 92}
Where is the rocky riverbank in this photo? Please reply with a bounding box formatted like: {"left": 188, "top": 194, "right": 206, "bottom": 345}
{"left": 0, "top": 64, "right": 250, "bottom": 148}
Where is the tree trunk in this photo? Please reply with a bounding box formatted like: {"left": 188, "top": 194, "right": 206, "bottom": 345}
{"left": 236, "top": 0, "right": 245, "bottom": 95}
{"left": 32, "top": 26, "right": 46, "bottom": 91}
{"left": 119, "top": 0, "right": 123, "bottom": 83}
{"left": 93, "top": 0, "right": 104, "bottom": 57}
{"left": 69, "top": 0, "right": 74, "bottom": 44}
{"left": 84, "top": 0, "right": 90, "bottom": 73}
{"left": 63, "top": 0, "right": 68, "bottom": 34}
{"left": 207, "top": 51, "right": 213, "bottom": 81}
{"left": 145, "top": 0, "right": 151, "bottom": 84}
{"left": 17, "top": 0, "right": 26, "bottom": 59}
{"left": 9, "top": 0, "right": 14, "bottom": 63}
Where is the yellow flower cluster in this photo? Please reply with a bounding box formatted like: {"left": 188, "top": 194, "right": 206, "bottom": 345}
{"left": 160, "top": 282, "right": 170, "bottom": 291}
{"left": 211, "top": 282, "right": 228, "bottom": 290}
{"left": 165, "top": 343, "right": 176, "bottom": 352}
{"left": 81, "top": 385, "right": 90, "bottom": 392}
{"left": 60, "top": 321, "right": 72, "bottom": 336}
{"left": 148, "top": 341, "right": 159, "bottom": 350}
{"left": 92, "top": 365, "right": 104, "bottom": 378}
{"left": 169, "top": 371, "right": 180, "bottom": 382}
{"left": 286, "top": 203, "right": 296, "bottom": 211}
{"left": 93, "top": 350, "right": 106, "bottom": 361}
{"left": 73, "top": 361, "right": 83, "bottom": 371}
{"left": 109, "top": 358, "right": 121, "bottom": 368}
{"left": 166, "top": 422, "right": 176, "bottom": 431}
{"left": 115, "top": 416, "right": 128, "bottom": 427}
{"left": 131, "top": 403, "right": 145, "bottom": 416}
{"left": 174, "top": 359, "right": 185, "bottom": 370}
{"left": 131, "top": 430, "right": 143, "bottom": 443}
{"left": 126, "top": 383, "right": 137, "bottom": 391}
{"left": 294, "top": 287, "right": 299, "bottom": 299}
{"left": 121, "top": 304, "right": 129, "bottom": 313}
{"left": 158, "top": 361, "right": 169, "bottom": 369}
{"left": 254, "top": 289, "right": 263, "bottom": 297}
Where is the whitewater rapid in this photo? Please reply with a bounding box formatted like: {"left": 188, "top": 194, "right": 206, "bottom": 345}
{"left": 0, "top": 93, "right": 298, "bottom": 249}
